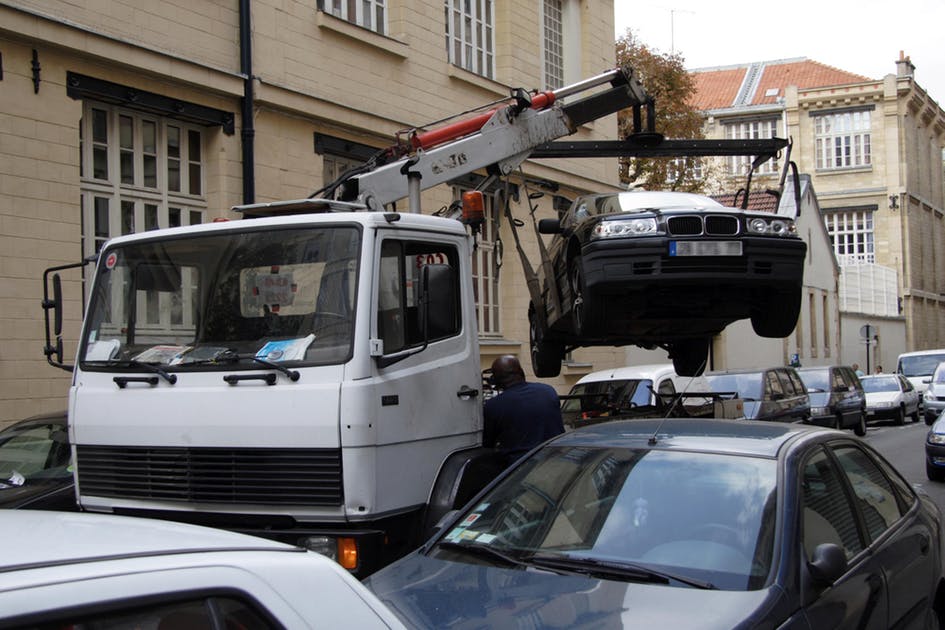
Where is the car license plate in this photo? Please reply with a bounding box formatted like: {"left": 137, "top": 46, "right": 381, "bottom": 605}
{"left": 669, "top": 241, "right": 743, "bottom": 256}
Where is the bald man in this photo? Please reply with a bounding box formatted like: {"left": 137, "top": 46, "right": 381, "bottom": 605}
{"left": 482, "top": 355, "right": 564, "bottom": 464}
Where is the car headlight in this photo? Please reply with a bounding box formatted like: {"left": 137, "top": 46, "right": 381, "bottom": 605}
{"left": 810, "top": 406, "right": 828, "bottom": 416}
{"left": 926, "top": 390, "right": 936, "bottom": 401}
{"left": 746, "top": 217, "right": 797, "bottom": 236}
{"left": 875, "top": 401, "right": 895, "bottom": 409}
{"left": 928, "top": 433, "right": 945, "bottom": 445}
{"left": 592, "top": 217, "right": 659, "bottom": 238}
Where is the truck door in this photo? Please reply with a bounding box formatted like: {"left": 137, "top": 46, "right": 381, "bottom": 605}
{"left": 360, "top": 234, "right": 481, "bottom": 515}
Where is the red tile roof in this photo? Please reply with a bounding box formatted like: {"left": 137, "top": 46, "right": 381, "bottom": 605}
{"left": 690, "top": 58, "right": 873, "bottom": 110}
{"left": 712, "top": 191, "right": 780, "bottom": 213}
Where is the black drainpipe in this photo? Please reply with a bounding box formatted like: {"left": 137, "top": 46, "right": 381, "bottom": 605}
{"left": 239, "top": 0, "right": 255, "bottom": 204}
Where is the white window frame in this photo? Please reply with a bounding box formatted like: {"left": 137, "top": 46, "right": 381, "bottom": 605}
{"left": 666, "top": 156, "right": 703, "bottom": 184}
{"left": 454, "top": 187, "right": 501, "bottom": 336}
{"left": 814, "top": 110, "right": 872, "bottom": 170}
{"left": 445, "top": 0, "right": 495, "bottom": 80}
{"left": 541, "top": 0, "right": 564, "bottom": 90}
{"left": 824, "top": 209, "right": 875, "bottom": 265}
{"left": 723, "top": 119, "right": 780, "bottom": 175}
{"left": 319, "top": 0, "right": 386, "bottom": 35}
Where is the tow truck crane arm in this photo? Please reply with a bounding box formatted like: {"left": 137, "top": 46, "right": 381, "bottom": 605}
{"left": 332, "top": 67, "right": 649, "bottom": 213}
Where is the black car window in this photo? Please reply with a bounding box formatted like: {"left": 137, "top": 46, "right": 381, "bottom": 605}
{"left": 831, "top": 445, "right": 905, "bottom": 543}
{"left": 800, "top": 447, "right": 864, "bottom": 561}
{"left": 775, "top": 370, "right": 795, "bottom": 396}
{"left": 787, "top": 370, "right": 806, "bottom": 396}
{"left": 799, "top": 370, "right": 829, "bottom": 391}
{"left": 867, "top": 448, "right": 917, "bottom": 512}
{"left": 899, "top": 375, "right": 915, "bottom": 392}
{"left": 765, "top": 371, "right": 784, "bottom": 398}
{"left": 831, "top": 369, "right": 846, "bottom": 391}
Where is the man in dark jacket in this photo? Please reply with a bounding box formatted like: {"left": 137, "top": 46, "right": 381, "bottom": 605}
{"left": 483, "top": 355, "right": 564, "bottom": 464}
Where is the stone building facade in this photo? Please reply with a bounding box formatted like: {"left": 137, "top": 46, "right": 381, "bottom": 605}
{"left": 0, "top": 0, "right": 628, "bottom": 425}
{"left": 690, "top": 55, "right": 945, "bottom": 370}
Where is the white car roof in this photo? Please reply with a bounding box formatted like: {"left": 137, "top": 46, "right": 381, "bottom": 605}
{"left": 576, "top": 364, "right": 678, "bottom": 385}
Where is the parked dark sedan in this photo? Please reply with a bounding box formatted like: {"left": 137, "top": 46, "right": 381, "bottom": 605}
{"left": 0, "top": 412, "right": 75, "bottom": 510}
{"left": 529, "top": 191, "right": 807, "bottom": 377}
{"left": 704, "top": 366, "right": 811, "bottom": 423}
{"left": 796, "top": 365, "right": 867, "bottom": 436}
{"left": 365, "top": 419, "right": 944, "bottom": 629}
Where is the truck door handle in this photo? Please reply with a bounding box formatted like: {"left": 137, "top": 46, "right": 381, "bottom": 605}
{"left": 114, "top": 376, "right": 159, "bottom": 389}
{"left": 224, "top": 373, "right": 278, "bottom": 386}
{"left": 457, "top": 386, "right": 479, "bottom": 400}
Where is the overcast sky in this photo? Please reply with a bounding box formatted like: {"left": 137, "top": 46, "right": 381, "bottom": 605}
{"left": 615, "top": 0, "right": 945, "bottom": 105}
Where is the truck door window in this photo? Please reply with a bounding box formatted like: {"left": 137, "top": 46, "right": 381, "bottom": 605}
{"left": 377, "top": 240, "right": 460, "bottom": 354}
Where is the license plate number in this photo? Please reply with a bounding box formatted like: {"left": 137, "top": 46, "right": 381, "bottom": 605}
{"left": 670, "top": 241, "right": 743, "bottom": 256}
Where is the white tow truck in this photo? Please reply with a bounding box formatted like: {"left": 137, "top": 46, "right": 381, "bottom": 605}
{"left": 40, "top": 68, "right": 649, "bottom": 576}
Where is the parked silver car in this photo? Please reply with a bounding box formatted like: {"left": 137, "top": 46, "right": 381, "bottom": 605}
{"left": 0, "top": 511, "right": 404, "bottom": 629}
{"left": 861, "top": 373, "right": 921, "bottom": 425}
{"left": 923, "top": 361, "right": 945, "bottom": 424}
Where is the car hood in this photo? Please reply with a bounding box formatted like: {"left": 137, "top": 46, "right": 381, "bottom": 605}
{"left": 0, "top": 478, "right": 75, "bottom": 509}
{"left": 364, "top": 551, "right": 783, "bottom": 629}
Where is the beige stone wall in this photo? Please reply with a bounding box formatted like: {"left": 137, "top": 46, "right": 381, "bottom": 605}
{"left": 0, "top": 1, "right": 626, "bottom": 424}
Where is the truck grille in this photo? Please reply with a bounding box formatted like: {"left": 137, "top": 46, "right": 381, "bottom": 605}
{"left": 76, "top": 445, "right": 343, "bottom": 506}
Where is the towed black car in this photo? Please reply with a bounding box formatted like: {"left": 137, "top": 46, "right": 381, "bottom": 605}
{"left": 0, "top": 412, "right": 75, "bottom": 510}
{"left": 530, "top": 191, "right": 806, "bottom": 377}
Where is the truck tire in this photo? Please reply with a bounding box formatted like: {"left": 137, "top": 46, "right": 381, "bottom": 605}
{"left": 670, "top": 338, "right": 709, "bottom": 377}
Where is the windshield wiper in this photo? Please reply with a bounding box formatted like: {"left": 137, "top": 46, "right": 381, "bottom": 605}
{"left": 435, "top": 541, "right": 544, "bottom": 571}
{"left": 526, "top": 554, "right": 715, "bottom": 589}
{"left": 90, "top": 359, "right": 178, "bottom": 385}
{"left": 190, "top": 350, "right": 301, "bottom": 382}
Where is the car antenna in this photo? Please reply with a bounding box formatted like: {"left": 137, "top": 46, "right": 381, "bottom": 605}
{"left": 649, "top": 358, "right": 708, "bottom": 445}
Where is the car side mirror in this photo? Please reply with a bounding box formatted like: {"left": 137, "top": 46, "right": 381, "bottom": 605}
{"left": 538, "top": 218, "right": 562, "bottom": 234}
{"left": 808, "top": 543, "right": 847, "bottom": 587}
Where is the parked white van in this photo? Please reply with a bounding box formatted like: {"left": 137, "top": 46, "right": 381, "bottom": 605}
{"left": 896, "top": 349, "right": 945, "bottom": 412}
{"left": 560, "top": 364, "right": 716, "bottom": 429}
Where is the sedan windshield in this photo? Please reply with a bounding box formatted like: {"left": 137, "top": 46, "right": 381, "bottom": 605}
{"left": 81, "top": 226, "right": 360, "bottom": 368}
{"left": 435, "top": 446, "right": 777, "bottom": 591}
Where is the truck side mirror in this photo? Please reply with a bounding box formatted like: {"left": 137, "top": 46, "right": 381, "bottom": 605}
{"left": 42, "top": 256, "right": 96, "bottom": 372}
{"left": 52, "top": 273, "right": 63, "bottom": 336}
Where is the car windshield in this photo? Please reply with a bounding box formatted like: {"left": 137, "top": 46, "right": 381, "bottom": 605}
{"left": 0, "top": 422, "right": 71, "bottom": 486}
{"left": 861, "top": 376, "right": 900, "bottom": 393}
{"left": 80, "top": 226, "right": 360, "bottom": 368}
{"left": 434, "top": 445, "right": 777, "bottom": 591}
{"left": 705, "top": 373, "right": 762, "bottom": 400}
{"left": 561, "top": 379, "right": 652, "bottom": 423}
{"left": 933, "top": 363, "right": 945, "bottom": 383}
{"left": 899, "top": 354, "right": 945, "bottom": 377}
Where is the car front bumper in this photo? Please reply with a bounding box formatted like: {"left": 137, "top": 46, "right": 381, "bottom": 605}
{"left": 865, "top": 406, "right": 902, "bottom": 421}
{"left": 926, "top": 439, "right": 945, "bottom": 468}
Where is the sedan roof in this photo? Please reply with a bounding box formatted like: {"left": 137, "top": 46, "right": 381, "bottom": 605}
{"left": 552, "top": 417, "right": 821, "bottom": 458}
{"left": 0, "top": 510, "right": 295, "bottom": 572}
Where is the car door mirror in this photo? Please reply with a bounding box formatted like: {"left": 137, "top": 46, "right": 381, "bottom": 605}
{"left": 808, "top": 543, "right": 847, "bottom": 587}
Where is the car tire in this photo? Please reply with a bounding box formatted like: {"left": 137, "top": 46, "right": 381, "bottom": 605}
{"left": 529, "top": 305, "right": 563, "bottom": 378}
{"left": 912, "top": 409, "right": 921, "bottom": 423}
{"left": 895, "top": 406, "right": 906, "bottom": 426}
{"left": 927, "top": 461, "right": 945, "bottom": 482}
{"left": 750, "top": 288, "right": 802, "bottom": 338}
{"left": 670, "top": 338, "right": 709, "bottom": 377}
{"left": 568, "top": 262, "right": 599, "bottom": 337}
{"left": 926, "top": 412, "right": 937, "bottom": 426}
{"left": 834, "top": 414, "right": 844, "bottom": 430}
{"left": 854, "top": 413, "right": 867, "bottom": 437}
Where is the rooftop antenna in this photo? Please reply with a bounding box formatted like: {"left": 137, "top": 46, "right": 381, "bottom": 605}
{"left": 661, "top": 7, "right": 694, "bottom": 55}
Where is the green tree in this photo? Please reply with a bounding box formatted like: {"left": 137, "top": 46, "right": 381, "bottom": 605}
{"left": 616, "top": 29, "right": 706, "bottom": 191}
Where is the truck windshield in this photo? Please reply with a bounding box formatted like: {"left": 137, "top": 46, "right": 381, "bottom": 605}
{"left": 81, "top": 226, "right": 360, "bottom": 368}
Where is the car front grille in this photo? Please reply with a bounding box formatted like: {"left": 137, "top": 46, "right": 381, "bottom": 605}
{"left": 666, "top": 214, "right": 739, "bottom": 236}
{"left": 76, "top": 445, "right": 343, "bottom": 506}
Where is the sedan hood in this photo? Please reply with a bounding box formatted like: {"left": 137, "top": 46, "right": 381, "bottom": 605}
{"left": 364, "top": 551, "right": 782, "bottom": 629}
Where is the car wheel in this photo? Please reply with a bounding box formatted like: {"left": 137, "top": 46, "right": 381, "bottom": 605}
{"left": 912, "top": 409, "right": 921, "bottom": 423}
{"left": 854, "top": 413, "right": 867, "bottom": 437}
{"left": 834, "top": 414, "right": 843, "bottom": 430}
{"left": 670, "top": 338, "right": 709, "bottom": 377}
{"left": 927, "top": 461, "right": 945, "bottom": 482}
{"left": 926, "top": 412, "right": 937, "bottom": 426}
{"left": 895, "top": 405, "right": 906, "bottom": 426}
{"left": 750, "top": 288, "right": 801, "bottom": 338}
{"left": 529, "top": 305, "right": 563, "bottom": 378}
{"left": 568, "top": 261, "right": 599, "bottom": 337}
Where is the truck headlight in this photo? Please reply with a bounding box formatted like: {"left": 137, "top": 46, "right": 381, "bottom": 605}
{"left": 592, "top": 217, "right": 659, "bottom": 238}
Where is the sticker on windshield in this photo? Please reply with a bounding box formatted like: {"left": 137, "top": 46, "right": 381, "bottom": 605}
{"left": 105, "top": 252, "right": 118, "bottom": 269}
{"left": 459, "top": 513, "right": 481, "bottom": 527}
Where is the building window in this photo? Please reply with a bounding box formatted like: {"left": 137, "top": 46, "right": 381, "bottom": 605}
{"left": 542, "top": 0, "right": 564, "bottom": 89}
{"left": 809, "top": 290, "right": 817, "bottom": 358}
{"left": 318, "top": 0, "right": 386, "bottom": 35}
{"left": 814, "top": 110, "right": 871, "bottom": 170}
{"left": 822, "top": 293, "right": 830, "bottom": 357}
{"left": 666, "top": 157, "right": 703, "bottom": 184}
{"left": 824, "top": 209, "right": 875, "bottom": 265}
{"left": 454, "top": 187, "right": 500, "bottom": 336}
{"left": 723, "top": 119, "right": 779, "bottom": 175}
{"left": 445, "top": 0, "right": 494, "bottom": 80}
{"left": 79, "top": 103, "right": 205, "bottom": 260}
